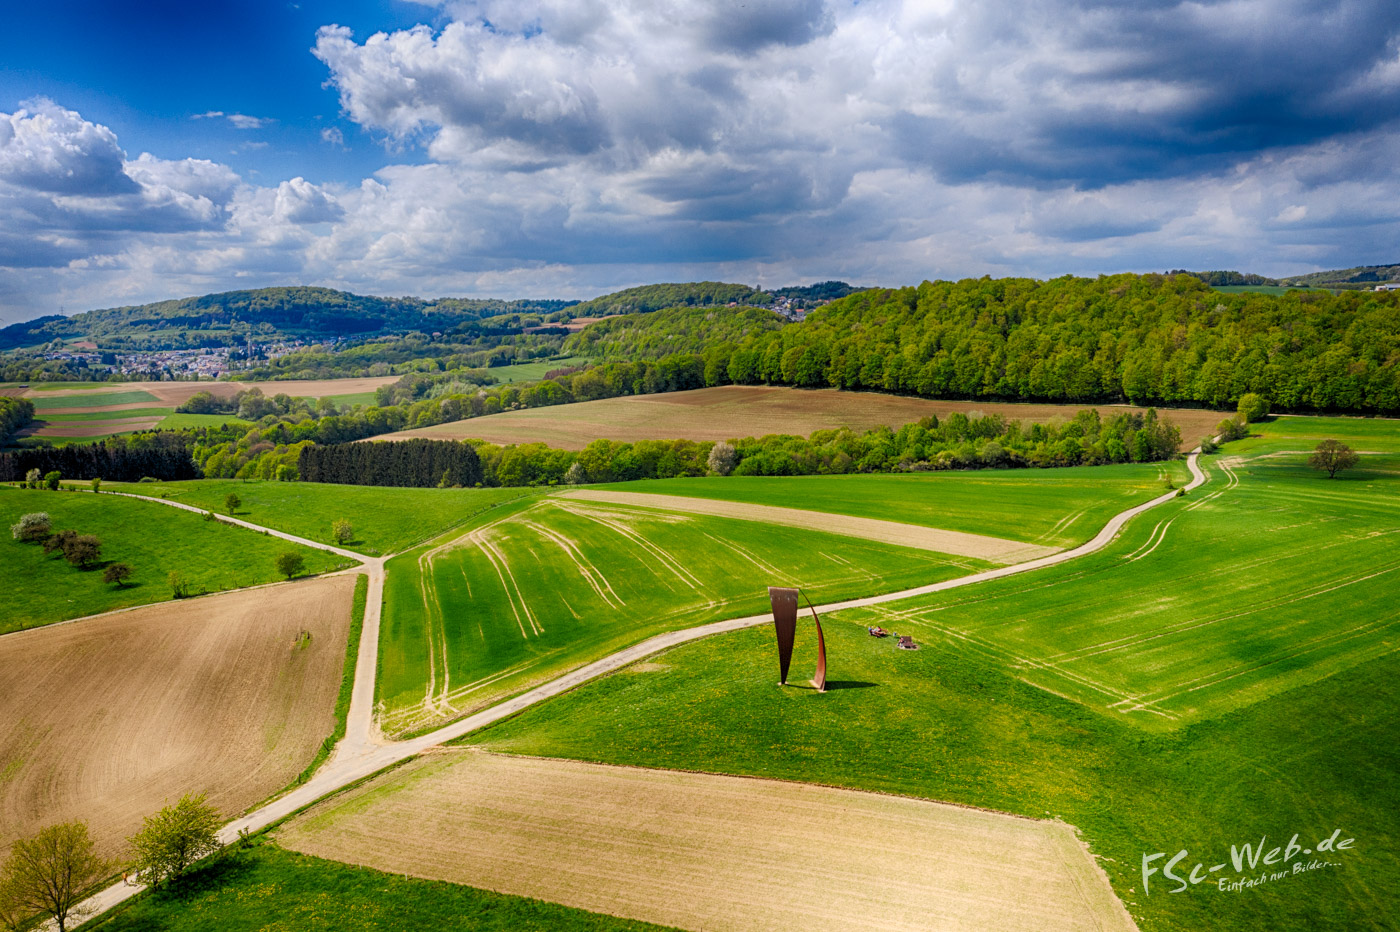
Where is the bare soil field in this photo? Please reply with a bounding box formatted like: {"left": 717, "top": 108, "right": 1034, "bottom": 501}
{"left": 18, "top": 376, "right": 397, "bottom": 406}
{"left": 376, "top": 385, "right": 1223, "bottom": 449}
{"left": 24, "top": 416, "right": 164, "bottom": 438}
{"left": 280, "top": 751, "right": 1138, "bottom": 932}
{"left": 555, "top": 489, "right": 1058, "bottom": 564}
{"left": 0, "top": 575, "right": 356, "bottom": 862}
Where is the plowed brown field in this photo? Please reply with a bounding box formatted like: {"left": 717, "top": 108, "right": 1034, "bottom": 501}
{"left": 27, "top": 416, "right": 164, "bottom": 437}
{"left": 280, "top": 751, "right": 1139, "bottom": 932}
{"left": 18, "top": 376, "right": 396, "bottom": 406}
{"left": 0, "top": 575, "right": 356, "bottom": 861}
{"left": 375, "top": 385, "right": 1222, "bottom": 450}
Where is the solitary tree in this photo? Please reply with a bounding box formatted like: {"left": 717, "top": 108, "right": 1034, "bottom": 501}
{"left": 224, "top": 493, "right": 241, "bottom": 515}
{"left": 276, "top": 551, "right": 305, "bottom": 580}
{"left": 103, "top": 562, "right": 133, "bottom": 588}
{"left": 89, "top": 477, "right": 102, "bottom": 493}
{"left": 10, "top": 512, "right": 49, "bottom": 542}
{"left": 1237, "top": 393, "right": 1270, "bottom": 423}
{"left": 43, "top": 471, "right": 61, "bottom": 491}
{"left": 331, "top": 519, "right": 353, "bottom": 545}
{"left": 1309, "top": 439, "right": 1359, "bottom": 478}
{"left": 0, "top": 821, "right": 110, "bottom": 932}
{"left": 63, "top": 534, "right": 102, "bottom": 569}
{"left": 707, "top": 441, "right": 738, "bottom": 476}
{"left": 128, "top": 794, "right": 221, "bottom": 886}
{"left": 24, "top": 468, "right": 40, "bottom": 489}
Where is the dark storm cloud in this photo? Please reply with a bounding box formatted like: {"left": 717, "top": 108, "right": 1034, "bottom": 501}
{"left": 886, "top": 0, "right": 1400, "bottom": 186}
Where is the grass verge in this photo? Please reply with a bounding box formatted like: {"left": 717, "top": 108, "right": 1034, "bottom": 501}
{"left": 81, "top": 842, "right": 676, "bottom": 932}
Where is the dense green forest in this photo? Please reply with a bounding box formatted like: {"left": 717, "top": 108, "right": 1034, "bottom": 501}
{"left": 562, "top": 282, "right": 768, "bottom": 319}
{"left": 0, "top": 397, "right": 34, "bottom": 445}
{"left": 566, "top": 273, "right": 1400, "bottom": 413}
{"left": 1170, "top": 270, "right": 1279, "bottom": 287}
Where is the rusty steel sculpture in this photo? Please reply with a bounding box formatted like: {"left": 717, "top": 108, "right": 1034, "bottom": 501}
{"left": 768, "top": 586, "right": 828, "bottom": 692}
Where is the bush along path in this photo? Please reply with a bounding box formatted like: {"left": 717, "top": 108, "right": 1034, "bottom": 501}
{"left": 53, "top": 453, "right": 1210, "bottom": 930}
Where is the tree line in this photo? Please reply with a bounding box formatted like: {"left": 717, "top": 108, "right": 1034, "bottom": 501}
{"left": 0, "top": 434, "right": 200, "bottom": 482}
{"left": 296, "top": 408, "right": 1182, "bottom": 490}
{"left": 0, "top": 396, "right": 34, "bottom": 445}
{"left": 298, "top": 438, "right": 483, "bottom": 488}
{"left": 564, "top": 273, "right": 1400, "bottom": 414}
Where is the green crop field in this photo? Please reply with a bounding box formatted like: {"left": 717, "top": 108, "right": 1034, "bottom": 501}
{"left": 1231, "top": 414, "right": 1400, "bottom": 456}
{"left": 29, "top": 390, "right": 160, "bottom": 409}
{"left": 0, "top": 487, "right": 348, "bottom": 632}
{"left": 471, "top": 615, "right": 1398, "bottom": 932}
{"left": 87, "top": 843, "right": 674, "bottom": 932}
{"left": 155, "top": 412, "right": 254, "bottom": 429}
{"left": 597, "top": 460, "right": 1190, "bottom": 548}
{"left": 322, "top": 390, "right": 378, "bottom": 408}
{"left": 32, "top": 407, "right": 172, "bottom": 422}
{"left": 100, "top": 480, "right": 534, "bottom": 555}
{"left": 486, "top": 355, "right": 588, "bottom": 383}
{"left": 808, "top": 454, "right": 1400, "bottom": 729}
{"left": 378, "top": 495, "right": 988, "bottom": 735}
{"left": 467, "top": 418, "right": 1400, "bottom": 931}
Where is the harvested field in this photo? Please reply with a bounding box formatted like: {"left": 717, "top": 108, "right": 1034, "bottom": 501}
{"left": 555, "top": 489, "right": 1057, "bottom": 563}
{"left": 17, "top": 376, "right": 397, "bottom": 406}
{"left": 24, "top": 415, "right": 164, "bottom": 438}
{"left": 0, "top": 575, "right": 356, "bottom": 862}
{"left": 375, "top": 385, "right": 1224, "bottom": 449}
{"left": 280, "top": 751, "right": 1138, "bottom": 932}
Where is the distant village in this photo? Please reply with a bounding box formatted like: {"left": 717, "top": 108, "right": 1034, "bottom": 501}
{"left": 37, "top": 339, "right": 316, "bottom": 380}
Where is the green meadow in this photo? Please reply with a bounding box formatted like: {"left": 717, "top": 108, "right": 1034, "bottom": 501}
{"left": 156, "top": 412, "right": 254, "bottom": 430}
{"left": 485, "top": 354, "right": 589, "bottom": 383}
{"left": 29, "top": 390, "right": 160, "bottom": 409}
{"left": 0, "top": 487, "right": 347, "bottom": 631}
{"left": 597, "top": 460, "right": 1189, "bottom": 548}
{"left": 471, "top": 615, "right": 1398, "bottom": 932}
{"left": 33, "top": 407, "right": 171, "bottom": 422}
{"left": 469, "top": 418, "right": 1400, "bottom": 931}
{"left": 830, "top": 453, "right": 1400, "bottom": 728}
{"left": 101, "top": 480, "right": 533, "bottom": 555}
{"left": 86, "top": 843, "right": 674, "bottom": 932}
{"left": 378, "top": 495, "right": 987, "bottom": 735}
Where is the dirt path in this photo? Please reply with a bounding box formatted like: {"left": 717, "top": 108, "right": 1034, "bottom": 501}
{"left": 556, "top": 489, "right": 1059, "bottom": 564}
{"left": 280, "top": 751, "right": 1138, "bottom": 932}
{"left": 58, "top": 455, "right": 1208, "bottom": 929}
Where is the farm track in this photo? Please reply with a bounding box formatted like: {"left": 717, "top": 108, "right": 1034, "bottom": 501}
{"left": 55, "top": 454, "right": 1208, "bottom": 929}
{"left": 555, "top": 489, "right": 1059, "bottom": 564}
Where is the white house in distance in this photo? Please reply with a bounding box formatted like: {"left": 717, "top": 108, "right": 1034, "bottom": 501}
{"left": 1375, "top": 283, "right": 1400, "bottom": 291}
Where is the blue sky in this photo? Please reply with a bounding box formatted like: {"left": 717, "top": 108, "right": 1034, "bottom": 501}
{"left": 1, "top": 0, "right": 1399, "bottom": 321}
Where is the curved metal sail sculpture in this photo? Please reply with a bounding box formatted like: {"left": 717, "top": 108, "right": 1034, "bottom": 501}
{"left": 768, "top": 586, "right": 828, "bottom": 692}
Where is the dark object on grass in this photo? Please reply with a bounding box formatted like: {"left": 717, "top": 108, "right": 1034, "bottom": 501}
{"left": 897, "top": 635, "right": 919, "bottom": 651}
{"left": 768, "top": 586, "right": 827, "bottom": 692}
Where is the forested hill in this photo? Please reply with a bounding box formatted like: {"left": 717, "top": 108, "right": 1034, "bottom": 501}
{"left": 565, "top": 282, "right": 769, "bottom": 318}
{"left": 1280, "top": 263, "right": 1400, "bottom": 288}
{"left": 570, "top": 273, "right": 1400, "bottom": 414}
{"left": 0, "top": 287, "right": 574, "bottom": 351}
